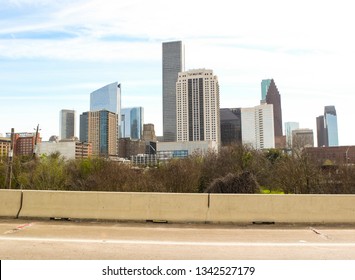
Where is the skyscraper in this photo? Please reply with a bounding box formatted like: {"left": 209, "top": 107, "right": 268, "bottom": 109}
{"left": 316, "top": 115, "right": 327, "bottom": 147}
{"left": 241, "top": 104, "right": 275, "bottom": 149}
{"left": 80, "top": 110, "right": 118, "bottom": 157}
{"left": 220, "top": 108, "right": 242, "bottom": 146}
{"left": 90, "top": 82, "right": 121, "bottom": 137}
{"left": 261, "top": 79, "right": 272, "bottom": 102}
{"left": 162, "top": 41, "right": 185, "bottom": 142}
{"left": 176, "top": 69, "right": 220, "bottom": 145}
{"left": 324, "top": 105, "right": 339, "bottom": 147}
{"left": 121, "top": 107, "right": 144, "bottom": 140}
{"left": 284, "top": 122, "right": 300, "bottom": 148}
{"left": 316, "top": 106, "right": 339, "bottom": 147}
{"left": 262, "top": 79, "right": 283, "bottom": 138}
{"left": 59, "top": 109, "right": 75, "bottom": 140}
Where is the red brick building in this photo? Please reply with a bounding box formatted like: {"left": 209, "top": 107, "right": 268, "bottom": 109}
{"left": 305, "top": 146, "right": 355, "bottom": 165}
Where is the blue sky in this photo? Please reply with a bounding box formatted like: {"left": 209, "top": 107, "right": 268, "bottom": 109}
{"left": 0, "top": 0, "right": 354, "bottom": 145}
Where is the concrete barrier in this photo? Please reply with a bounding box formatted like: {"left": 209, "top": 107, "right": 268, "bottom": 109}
{"left": 19, "top": 190, "right": 209, "bottom": 222}
{"left": 0, "top": 189, "right": 22, "bottom": 218}
{"left": 207, "top": 194, "right": 355, "bottom": 224}
{"left": 1, "top": 190, "right": 354, "bottom": 224}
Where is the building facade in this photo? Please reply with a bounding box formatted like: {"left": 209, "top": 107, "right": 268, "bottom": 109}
{"left": 284, "top": 122, "right": 300, "bottom": 148}
{"left": 80, "top": 110, "right": 118, "bottom": 157}
{"left": 241, "top": 104, "right": 275, "bottom": 149}
{"left": 176, "top": 69, "right": 220, "bottom": 146}
{"left": 324, "top": 106, "right": 339, "bottom": 147}
{"left": 90, "top": 82, "right": 121, "bottom": 138}
{"left": 305, "top": 146, "right": 355, "bottom": 165}
{"left": 121, "top": 107, "right": 144, "bottom": 140}
{"left": 162, "top": 41, "right": 185, "bottom": 142}
{"left": 0, "top": 137, "right": 11, "bottom": 158}
{"left": 316, "top": 115, "right": 327, "bottom": 147}
{"left": 38, "top": 141, "right": 92, "bottom": 160}
{"left": 59, "top": 109, "right": 75, "bottom": 140}
{"left": 292, "top": 128, "right": 314, "bottom": 149}
{"left": 220, "top": 108, "right": 242, "bottom": 146}
{"left": 263, "top": 79, "right": 283, "bottom": 138}
{"left": 316, "top": 106, "right": 339, "bottom": 147}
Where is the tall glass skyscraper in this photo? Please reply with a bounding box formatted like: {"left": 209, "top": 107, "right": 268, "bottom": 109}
{"left": 59, "top": 109, "right": 75, "bottom": 140}
{"left": 261, "top": 79, "right": 271, "bottom": 102}
{"left": 90, "top": 82, "right": 121, "bottom": 138}
{"left": 162, "top": 41, "right": 185, "bottom": 142}
{"left": 316, "top": 106, "right": 339, "bottom": 147}
{"left": 324, "top": 106, "right": 339, "bottom": 146}
{"left": 121, "top": 107, "right": 144, "bottom": 140}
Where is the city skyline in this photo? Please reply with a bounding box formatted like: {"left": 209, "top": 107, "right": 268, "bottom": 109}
{"left": 1, "top": 0, "right": 354, "bottom": 145}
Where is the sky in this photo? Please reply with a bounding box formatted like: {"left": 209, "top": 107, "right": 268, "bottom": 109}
{"left": 0, "top": 0, "right": 354, "bottom": 145}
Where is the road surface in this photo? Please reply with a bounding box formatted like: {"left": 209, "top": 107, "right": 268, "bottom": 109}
{"left": 1, "top": 219, "right": 355, "bottom": 259}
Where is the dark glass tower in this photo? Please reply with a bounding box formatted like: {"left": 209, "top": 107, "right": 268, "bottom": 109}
{"left": 316, "top": 115, "right": 326, "bottom": 147}
{"left": 220, "top": 108, "right": 242, "bottom": 146}
{"left": 264, "top": 79, "right": 283, "bottom": 137}
{"left": 162, "top": 41, "right": 184, "bottom": 142}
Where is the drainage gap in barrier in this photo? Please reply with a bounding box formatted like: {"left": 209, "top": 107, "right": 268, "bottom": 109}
{"left": 16, "top": 191, "right": 24, "bottom": 219}
{"left": 252, "top": 221, "right": 275, "bottom": 225}
{"left": 50, "top": 217, "right": 71, "bottom": 221}
{"left": 146, "top": 219, "right": 168, "bottom": 224}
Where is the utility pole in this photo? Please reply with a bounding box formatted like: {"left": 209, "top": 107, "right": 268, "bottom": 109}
{"left": 5, "top": 128, "right": 15, "bottom": 189}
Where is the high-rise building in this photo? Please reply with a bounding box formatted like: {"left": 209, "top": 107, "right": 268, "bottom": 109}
{"left": 262, "top": 79, "right": 283, "bottom": 138}
{"left": 241, "top": 104, "right": 275, "bottom": 149}
{"left": 59, "top": 109, "right": 75, "bottom": 140}
{"left": 284, "top": 122, "right": 300, "bottom": 148}
{"left": 162, "top": 41, "right": 185, "bottom": 142}
{"left": 121, "top": 107, "right": 144, "bottom": 140}
{"left": 220, "top": 108, "right": 242, "bottom": 146}
{"left": 261, "top": 79, "right": 272, "bottom": 102}
{"left": 324, "top": 106, "right": 339, "bottom": 147}
{"left": 292, "top": 128, "right": 314, "bottom": 149}
{"left": 316, "top": 106, "right": 339, "bottom": 147}
{"left": 90, "top": 82, "right": 121, "bottom": 138}
{"left": 176, "top": 69, "right": 220, "bottom": 145}
{"left": 79, "top": 110, "right": 118, "bottom": 157}
{"left": 316, "top": 115, "right": 327, "bottom": 147}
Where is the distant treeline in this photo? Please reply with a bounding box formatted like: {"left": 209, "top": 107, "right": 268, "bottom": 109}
{"left": 1, "top": 144, "right": 355, "bottom": 194}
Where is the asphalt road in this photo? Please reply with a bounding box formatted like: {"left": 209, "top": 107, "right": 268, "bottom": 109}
{"left": 1, "top": 219, "right": 355, "bottom": 260}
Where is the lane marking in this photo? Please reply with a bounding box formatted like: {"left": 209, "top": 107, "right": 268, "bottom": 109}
{"left": 3, "top": 223, "right": 33, "bottom": 235}
{"left": 1, "top": 236, "right": 355, "bottom": 247}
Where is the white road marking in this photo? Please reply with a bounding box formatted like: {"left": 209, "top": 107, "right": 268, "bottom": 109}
{"left": 1, "top": 236, "right": 355, "bottom": 247}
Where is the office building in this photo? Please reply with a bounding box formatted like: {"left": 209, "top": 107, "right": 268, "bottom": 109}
{"left": 162, "top": 41, "right": 185, "bottom": 142}
{"left": 316, "top": 115, "right": 327, "bottom": 147}
{"left": 90, "top": 82, "right": 121, "bottom": 138}
{"left": 4, "top": 132, "right": 41, "bottom": 157}
{"left": 38, "top": 141, "right": 92, "bottom": 160}
{"left": 80, "top": 110, "right": 118, "bottom": 157}
{"left": 292, "top": 128, "right": 314, "bottom": 149}
{"left": 59, "top": 109, "right": 75, "bottom": 140}
{"left": 0, "top": 137, "right": 11, "bottom": 158}
{"left": 316, "top": 106, "right": 339, "bottom": 147}
{"left": 121, "top": 107, "right": 144, "bottom": 140}
{"left": 305, "top": 146, "right": 355, "bottom": 165}
{"left": 176, "top": 69, "right": 220, "bottom": 145}
{"left": 284, "top": 122, "right": 300, "bottom": 148}
{"left": 220, "top": 108, "right": 242, "bottom": 146}
{"left": 241, "top": 104, "right": 275, "bottom": 149}
{"left": 142, "top": 123, "right": 157, "bottom": 142}
{"left": 262, "top": 79, "right": 283, "bottom": 138}
{"left": 324, "top": 106, "right": 339, "bottom": 147}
